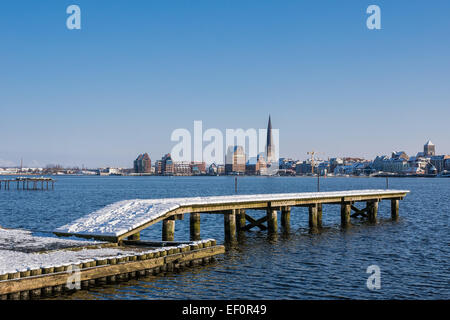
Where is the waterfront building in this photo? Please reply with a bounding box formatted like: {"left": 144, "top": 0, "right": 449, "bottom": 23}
{"left": 0, "top": 168, "right": 19, "bottom": 174}
{"left": 246, "top": 154, "right": 267, "bottom": 175}
{"left": 329, "top": 158, "right": 344, "bottom": 173}
{"left": 134, "top": 153, "right": 152, "bottom": 174}
{"left": 245, "top": 160, "right": 255, "bottom": 174}
{"left": 174, "top": 162, "right": 191, "bottom": 175}
{"left": 217, "top": 164, "right": 225, "bottom": 175}
{"left": 424, "top": 140, "right": 436, "bottom": 157}
{"left": 190, "top": 162, "right": 206, "bottom": 175}
{"left": 295, "top": 161, "right": 316, "bottom": 175}
{"left": 404, "top": 165, "right": 425, "bottom": 175}
{"left": 279, "top": 158, "right": 296, "bottom": 170}
{"left": 334, "top": 164, "right": 354, "bottom": 175}
{"left": 317, "top": 161, "right": 330, "bottom": 175}
{"left": 430, "top": 155, "right": 450, "bottom": 173}
{"left": 389, "top": 158, "right": 409, "bottom": 173}
{"left": 154, "top": 160, "right": 163, "bottom": 175}
{"left": 98, "top": 167, "right": 123, "bottom": 176}
{"left": 426, "top": 163, "right": 438, "bottom": 175}
{"left": 372, "top": 155, "right": 389, "bottom": 172}
{"left": 407, "top": 156, "right": 428, "bottom": 174}
{"left": 171, "top": 161, "right": 206, "bottom": 175}
{"left": 225, "top": 146, "right": 246, "bottom": 175}
{"left": 208, "top": 163, "right": 218, "bottom": 175}
{"left": 161, "top": 153, "right": 174, "bottom": 175}
{"left": 446, "top": 158, "right": 450, "bottom": 171}
{"left": 372, "top": 152, "right": 409, "bottom": 174}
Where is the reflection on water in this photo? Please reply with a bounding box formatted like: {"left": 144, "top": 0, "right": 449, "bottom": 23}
{"left": 1, "top": 176, "right": 449, "bottom": 299}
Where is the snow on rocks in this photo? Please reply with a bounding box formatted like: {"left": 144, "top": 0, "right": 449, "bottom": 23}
{"left": 0, "top": 247, "right": 131, "bottom": 275}
{"left": 0, "top": 232, "right": 214, "bottom": 276}
{"left": 0, "top": 227, "right": 101, "bottom": 253}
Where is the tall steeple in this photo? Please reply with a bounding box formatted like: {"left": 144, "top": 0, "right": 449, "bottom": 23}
{"left": 266, "top": 115, "right": 274, "bottom": 162}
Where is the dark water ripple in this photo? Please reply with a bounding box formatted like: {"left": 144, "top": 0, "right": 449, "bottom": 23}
{"left": 0, "top": 176, "right": 449, "bottom": 299}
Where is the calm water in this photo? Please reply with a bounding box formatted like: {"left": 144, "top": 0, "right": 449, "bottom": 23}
{"left": 0, "top": 176, "right": 449, "bottom": 299}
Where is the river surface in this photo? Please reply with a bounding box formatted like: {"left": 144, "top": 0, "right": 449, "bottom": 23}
{"left": 0, "top": 176, "right": 448, "bottom": 299}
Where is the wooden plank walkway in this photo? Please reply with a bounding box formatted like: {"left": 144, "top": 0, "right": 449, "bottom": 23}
{"left": 54, "top": 189, "right": 409, "bottom": 243}
{"left": 0, "top": 237, "right": 223, "bottom": 300}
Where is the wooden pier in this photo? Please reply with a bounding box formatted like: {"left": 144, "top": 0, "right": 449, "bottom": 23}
{"left": 0, "top": 177, "right": 55, "bottom": 191}
{"left": 0, "top": 236, "right": 223, "bottom": 300}
{"left": 1, "top": 189, "right": 409, "bottom": 300}
{"left": 55, "top": 189, "right": 409, "bottom": 244}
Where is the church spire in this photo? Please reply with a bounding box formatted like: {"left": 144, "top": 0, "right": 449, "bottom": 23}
{"left": 266, "top": 115, "right": 273, "bottom": 161}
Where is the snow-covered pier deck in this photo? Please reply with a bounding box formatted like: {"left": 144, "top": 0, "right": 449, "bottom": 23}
{"left": 54, "top": 189, "right": 410, "bottom": 243}
{"left": 0, "top": 228, "right": 223, "bottom": 300}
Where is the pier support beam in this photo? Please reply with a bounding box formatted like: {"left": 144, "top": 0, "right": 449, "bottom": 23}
{"left": 237, "top": 209, "right": 246, "bottom": 231}
{"left": 367, "top": 200, "right": 378, "bottom": 223}
{"left": 224, "top": 209, "right": 236, "bottom": 243}
{"left": 309, "top": 204, "right": 318, "bottom": 230}
{"left": 391, "top": 199, "right": 399, "bottom": 221}
{"left": 341, "top": 202, "right": 351, "bottom": 227}
{"left": 190, "top": 213, "right": 201, "bottom": 241}
{"left": 162, "top": 219, "right": 175, "bottom": 241}
{"left": 281, "top": 207, "right": 291, "bottom": 230}
{"left": 267, "top": 208, "right": 278, "bottom": 233}
{"left": 317, "top": 204, "right": 323, "bottom": 228}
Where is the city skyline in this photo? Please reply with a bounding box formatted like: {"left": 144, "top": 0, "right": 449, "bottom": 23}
{"left": 0, "top": 136, "right": 446, "bottom": 170}
{"left": 1, "top": 1, "right": 450, "bottom": 168}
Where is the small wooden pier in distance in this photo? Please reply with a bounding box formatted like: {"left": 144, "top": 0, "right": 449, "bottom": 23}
{"left": 55, "top": 189, "right": 409, "bottom": 244}
{"left": 0, "top": 177, "right": 55, "bottom": 191}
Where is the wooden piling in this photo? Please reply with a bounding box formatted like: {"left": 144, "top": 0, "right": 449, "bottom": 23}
{"left": 162, "top": 218, "right": 175, "bottom": 241}
{"left": 237, "top": 209, "right": 246, "bottom": 231}
{"left": 224, "top": 209, "right": 236, "bottom": 243}
{"left": 341, "top": 202, "right": 351, "bottom": 227}
{"left": 309, "top": 204, "right": 318, "bottom": 230}
{"left": 367, "top": 200, "right": 378, "bottom": 223}
{"left": 317, "top": 203, "right": 323, "bottom": 228}
{"left": 189, "top": 213, "right": 201, "bottom": 241}
{"left": 267, "top": 208, "right": 278, "bottom": 233}
{"left": 391, "top": 199, "right": 399, "bottom": 221}
{"left": 281, "top": 207, "right": 291, "bottom": 230}
{"left": 7, "top": 272, "right": 20, "bottom": 300}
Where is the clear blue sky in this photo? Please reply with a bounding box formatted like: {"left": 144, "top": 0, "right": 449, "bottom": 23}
{"left": 1, "top": 1, "right": 449, "bottom": 168}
